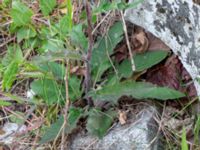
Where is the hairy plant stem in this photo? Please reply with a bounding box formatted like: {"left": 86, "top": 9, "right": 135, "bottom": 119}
{"left": 85, "top": 0, "right": 94, "bottom": 106}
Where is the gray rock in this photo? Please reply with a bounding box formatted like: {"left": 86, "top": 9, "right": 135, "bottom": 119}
{"left": 124, "top": 0, "right": 200, "bottom": 97}
{"left": 70, "top": 105, "right": 162, "bottom": 150}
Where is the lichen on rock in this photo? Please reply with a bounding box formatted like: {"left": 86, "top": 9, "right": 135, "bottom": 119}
{"left": 125, "top": 0, "right": 200, "bottom": 97}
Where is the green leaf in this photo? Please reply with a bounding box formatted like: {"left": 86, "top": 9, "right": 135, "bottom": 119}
{"left": 40, "top": 107, "right": 83, "bottom": 144}
{"left": 40, "top": 116, "right": 63, "bottom": 144}
{"left": 89, "top": 81, "right": 185, "bottom": 103}
{"left": 39, "top": 62, "right": 66, "bottom": 80}
{"left": 70, "top": 24, "right": 88, "bottom": 50}
{"left": 2, "top": 44, "right": 23, "bottom": 66}
{"left": 39, "top": 0, "right": 56, "bottom": 16}
{"left": 91, "top": 21, "right": 124, "bottom": 81}
{"left": 135, "top": 51, "right": 168, "bottom": 71}
{"left": 30, "top": 79, "right": 65, "bottom": 105}
{"left": 17, "top": 27, "right": 36, "bottom": 42}
{"left": 92, "top": 21, "right": 123, "bottom": 66}
{"left": 118, "top": 51, "right": 168, "bottom": 78}
{"left": 40, "top": 39, "right": 65, "bottom": 52}
{"left": 2, "top": 61, "right": 19, "bottom": 91}
{"left": 68, "top": 76, "right": 83, "bottom": 101}
{"left": 23, "top": 38, "right": 40, "bottom": 49}
{"left": 0, "top": 100, "right": 12, "bottom": 106}
{"left": 57, "top": 15, "right": 71, "bottom": 35}
{"left": 181, "top": 128, "right": 188, "bottom": 150}
{"left": 10, "top": 1, "right": 33, "bottom": 26}
{"left": 86, "top": 109, "right": 116, "bottom": 138}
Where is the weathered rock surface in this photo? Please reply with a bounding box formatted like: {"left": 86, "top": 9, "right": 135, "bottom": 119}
{"left": 125, "top": 0, "right": 200, "bottom": 97}
{"left": 70, "top": 105, "right": 162, "bottom": 150}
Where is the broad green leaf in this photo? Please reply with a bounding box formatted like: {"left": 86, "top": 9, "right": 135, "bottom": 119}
{"left": 118, "top": 51, "right": 168, "bottom": 78}
{"left": 10, "top": 1, "right": 33, "bottom": 26}
{"left": 17, "top": 27, "right": 36, "bottom": 42}
{"left": 39, "top": 62, "right": 66, "bottom": 80}
{"left": 40, "top": 39, "right": 65, "bottom": 52}
{"left": 92, "top": 61, "right": 111, "bottom": 82}
{"left": 135, "top": 51, "right": 168, "bottom": 71}
{"left": 23, "top": 38, "right": 40, "bottom": 49}
{"left": 57, "top": 15, "right": 71, "bottom": 35}
{"left": 89, "top": 81, "right": 185, "bottom": 103}
{"left": 91, "top": 21, "right": 123, "bottom": 81}
{"left": 68, "top": 76, "right": 83, "bottom": 101}
{"left": 39, "top": 0, "right": 56, "bottom": 16}
{"left": 30, "top": 79, "right": 65, "bottom": 105}
{"left": 0, "top": 100, "right": 12, "bottom": 106}
{"left": 2, "top": 61, "right": 19, "bottom": 91}
{"left": 86, "top": 109, "right": 116, "bottom": 138}
{"left": 2, "top": 44, "right": 23, "bottom": 66}
{"left": 40, "top": 108, "right": 83, "bottom": 144}
{"left": 40, "top": 26, "right": 56, "bottom": 38}
{"left": 92, "top": 21, "right": 123, "bottom": 66}
{"left": 181, "top": 128, "right": 188, "bottom": 150}
{"left": 70, "top": 24, "right": 88, "bottom": 50}
{"left": 40, "top": 116, "right": 63, "bottom": 144}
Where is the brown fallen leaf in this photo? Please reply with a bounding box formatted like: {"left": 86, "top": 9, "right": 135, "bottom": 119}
{"left": 70, "top": 66, "right": 86, "bottom": 76}
{"left": 118, "top": 110, "right": 127, "bottom": 125}
{"left": 146, "top": 55, "right": 181, "bottom": 90}
{"left": 131, "top": 28, "right": 149, "bottom": 53}
{"left": 146, "top": 55, "right": 197, "bottom": 98}
{"left": 0, "top": 129, "right": 5, "bottom": 135}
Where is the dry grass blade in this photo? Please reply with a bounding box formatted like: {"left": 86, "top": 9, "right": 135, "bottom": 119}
{"left": 120, "top": 11, "right": 135, "bottom": 71}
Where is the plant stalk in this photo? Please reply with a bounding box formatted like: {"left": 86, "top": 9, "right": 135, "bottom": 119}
{"left": 84, "top": 0, "right": 94, "bottom": 106}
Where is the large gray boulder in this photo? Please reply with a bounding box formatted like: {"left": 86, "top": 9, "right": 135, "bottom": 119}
{"left": 124, "top": 0, "right": 200, "bottom": 97}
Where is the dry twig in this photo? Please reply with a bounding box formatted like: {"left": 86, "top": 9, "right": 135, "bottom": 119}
{"left": 120, "top": 11, "right": 136, "bottom": 71}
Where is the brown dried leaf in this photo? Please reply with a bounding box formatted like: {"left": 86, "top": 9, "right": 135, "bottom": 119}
{"left": 146, "top": 55, "right": 181, "bottom": 90}
{"left": 146, "top": 55, "right": 197, "bottom": 98}
{"left": 118, "top": 110, "right": 127, "bottom": 125}
{"left": 131, "top": 29, "right": 149, "bottom": 53}
{"left": 0, "top": 129, "right": 5, "bottom": 135}
{"left": 70, "top": 66, "right": 86, "bottom": 76}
